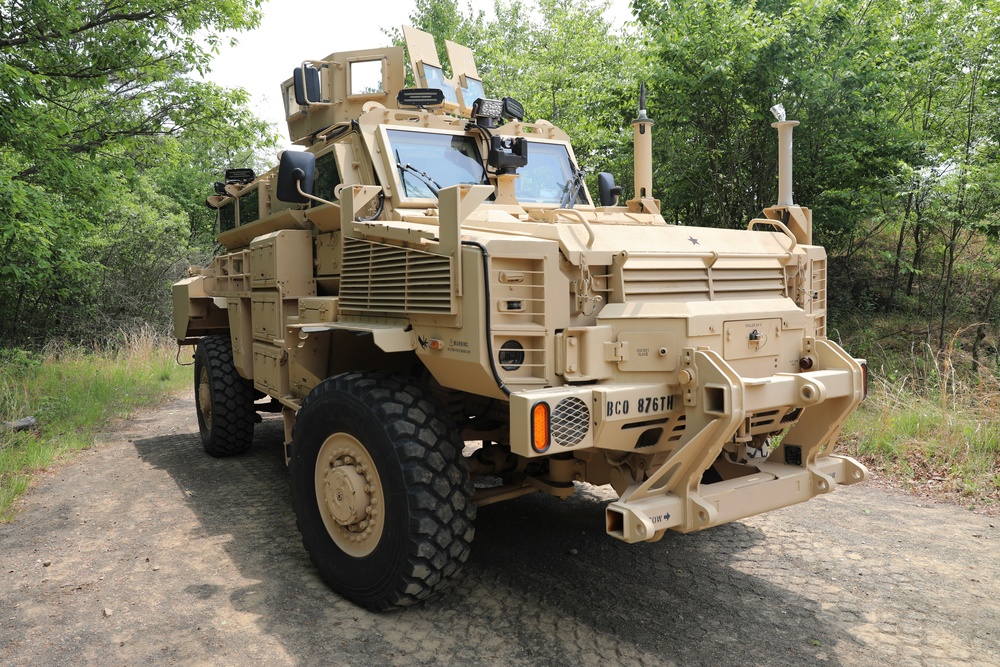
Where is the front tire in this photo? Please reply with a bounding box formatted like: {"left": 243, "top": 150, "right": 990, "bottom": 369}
{"left": 193, "top": 335, "right": 255, "bottom": 457}
{"left": 290, "top": 372, "right": 476, "bottom": 611}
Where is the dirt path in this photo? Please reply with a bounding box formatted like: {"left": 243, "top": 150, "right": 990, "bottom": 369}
{"left": 1, "top": 392, "right": 997, "bottom": 666}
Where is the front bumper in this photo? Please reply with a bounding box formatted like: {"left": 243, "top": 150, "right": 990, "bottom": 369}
{"left": 509, "top": 338, "right": 868, "bottom": 540}
{"left": 605, "top": 453, "right": 868, "bottom": 542}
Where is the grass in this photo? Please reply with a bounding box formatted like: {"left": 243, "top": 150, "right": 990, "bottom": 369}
{"left": 0, "top": 327, "right": 190, "bottom": 521}
{"left": 840, "top": 327, "right": 1000, "bottom": 511}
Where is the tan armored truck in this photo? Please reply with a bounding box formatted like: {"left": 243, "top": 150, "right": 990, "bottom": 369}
{"left": 173, "top": 26, "right": 868, "bottom": 611}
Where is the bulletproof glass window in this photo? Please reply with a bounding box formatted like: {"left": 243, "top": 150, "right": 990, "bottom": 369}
{"left": 386, "top": 129, "right": 488, "bottom": 200}
{"left": 313, "top": 151, "right": 342, "bottom": 201}
{"left": 421, "top": 64, "right": 458, "bottom": 105}
{"left": 218, "top": 199, "right": 237, "bottom": 232}
{"left": 515, "top": 141, "right": 588, "bottom": 205}
{"left": 238, "top": 187, "right": 259, "bottom": 226}
{"left": 460, "top": 77, "right": 485, "bottom": 107}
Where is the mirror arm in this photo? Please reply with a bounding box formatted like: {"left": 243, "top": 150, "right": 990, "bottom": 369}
{"left": 295, "top": 180, "right": 336, "bottom": 207}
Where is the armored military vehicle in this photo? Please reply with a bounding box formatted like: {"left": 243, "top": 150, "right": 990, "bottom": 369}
{"left": 173, "top": 26, "right": 868, "bottom": 610}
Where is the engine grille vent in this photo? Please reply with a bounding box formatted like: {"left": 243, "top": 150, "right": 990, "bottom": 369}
{"left": 618, "top": 256, "right": 788, "bottom": 303}
{"left": 551, "top": 397, "right": 590, "bottom": 447}
{"left": 339, "top": 237, "right": 454, "bottom": 314}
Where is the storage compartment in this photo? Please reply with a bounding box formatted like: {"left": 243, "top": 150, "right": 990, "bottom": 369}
{"left": 253, "top": 342, "right": 289, "bottom": 396}
{"left": 251, "top": 291, "right": 298, "bottom": 342}
{"left": 299, "top": 297, "right": 340, "bottom": 324}
{"left": 249, "top": 229, "right": 316, "bottom": 296}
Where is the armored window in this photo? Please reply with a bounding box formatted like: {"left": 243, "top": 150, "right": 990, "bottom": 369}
{"left": 421, "top": 64, "right": 458, "bottom": 105}
{"left": 515, "top": 141, "right": 588, "bottom": 206}
{"left": 459, "top": 78, "right": 485, "bottom": 108}
{"left": 238, "top": 187, "right": 259, "bottom": 226}
{"left": 386, "top": 129, "right": 488, "bottom": 200}
{"left": 312, "top": 150, "right": 342, "bottom": 202}
{"left": 218, "top": 199, "right": 236, "bottom": 233}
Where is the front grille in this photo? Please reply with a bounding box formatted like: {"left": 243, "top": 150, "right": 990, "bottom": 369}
{"left": 339, "top": 237, "right": 454, "bottom": 314}
{"left": 551, "top": 397, "right": 589, "bottom": 446}
{"left": 618, "top": 255, "right": 787, "bottom": 303}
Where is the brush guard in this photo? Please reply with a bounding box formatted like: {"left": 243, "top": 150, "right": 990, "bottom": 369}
{"left": 606, "top": 339, "right": 868, "bottom": 543}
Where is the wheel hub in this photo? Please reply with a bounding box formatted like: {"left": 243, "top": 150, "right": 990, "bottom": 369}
{"left": 315, "top": 434, "right": 384, "bottom": 557}
{"left": 324, "top": 464, "right": 371, "bottom": 526}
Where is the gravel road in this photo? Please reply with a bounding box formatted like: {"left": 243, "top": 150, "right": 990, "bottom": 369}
{"left": 1, "top": 392, "right": 997, "bottom": 666}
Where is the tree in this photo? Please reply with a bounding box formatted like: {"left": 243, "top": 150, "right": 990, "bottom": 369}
{"left": 632, "top": 0, "right": 916, "bottom": 235}
{"left": 0, "top": 0, "right": 275, "bottom": 347}
{"left": 0, "top": 1, "right": 262, "bottom": 177}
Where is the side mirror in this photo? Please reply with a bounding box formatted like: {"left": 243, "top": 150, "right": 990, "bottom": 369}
{"left": 276, "top": 151, "right": 316, "bottom": 203}
{"left": 597, "top": 172, "right": 623, "bottom": 206}
{"left": 293, "top": 65, "right": 321, "bottom": 106}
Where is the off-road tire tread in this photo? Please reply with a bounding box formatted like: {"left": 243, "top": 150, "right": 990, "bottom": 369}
{"left": 195, "top": 335, "right": 255, "bottom": 457}
{"left": 292, "top": 371, "right": 476, "bottom": 611}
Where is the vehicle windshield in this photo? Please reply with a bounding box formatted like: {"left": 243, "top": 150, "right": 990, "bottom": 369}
{"left": 386, "top": 129, "right": 487, "bottom": 199}
{"left": 516, "top": 141, "right": 588, "bottom": 206}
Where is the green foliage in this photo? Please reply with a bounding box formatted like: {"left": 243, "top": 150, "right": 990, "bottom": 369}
{"left": 0, "top": 0, "right": 276, "bottom": 347}
{"left": 0, "top": 0, "right": 262, "bottom": 177}
{"left": 633, "top": 0, "right": 910, "bottom": 231}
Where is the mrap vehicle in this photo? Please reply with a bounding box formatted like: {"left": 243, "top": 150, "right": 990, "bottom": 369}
{"left": 173, "top": 26, "right": 868, "bottom": 611}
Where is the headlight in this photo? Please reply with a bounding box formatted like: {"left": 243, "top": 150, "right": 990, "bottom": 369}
{"left": 498, "top": 340, "right": 525, "bottom": 371}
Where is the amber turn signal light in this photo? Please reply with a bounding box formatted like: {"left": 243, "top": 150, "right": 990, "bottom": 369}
{"left": 531, "top": 402, "right": 550, "bottom": 453}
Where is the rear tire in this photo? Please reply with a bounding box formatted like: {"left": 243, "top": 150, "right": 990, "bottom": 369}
{"left": 290, "top": 371, "right": 476, "bottom": 611}
{"left": 194, "top": 335, "right": 255, "bottom": 457}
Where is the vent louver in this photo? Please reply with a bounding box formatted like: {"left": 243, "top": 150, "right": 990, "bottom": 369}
{"left": 339, "top": 237, "right": 454, "bottom": 314}
{"left": 618, "top": 256, "right": 787, "bottom": 303}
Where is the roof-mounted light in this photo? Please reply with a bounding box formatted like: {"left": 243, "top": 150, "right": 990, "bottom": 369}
{"left": 500, "top": 97, "right": 524, "bottom": 121}
{"left": 397, "top": 88, "right": 446, "bottom": 109}
{"left": 224, "top": 168, "right": 256, "bottom": 185}
{"left": 471, "top": 97, "right": 524, "bottom": 128}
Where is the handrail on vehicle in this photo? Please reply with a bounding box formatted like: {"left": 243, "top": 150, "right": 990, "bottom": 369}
{"left": 546, "top": 208, "right": 596, "bottom": 248}
{"left": 747, "top": 218, "right": 797, "bottom": 252}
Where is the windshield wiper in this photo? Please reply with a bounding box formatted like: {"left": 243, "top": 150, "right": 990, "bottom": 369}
{"left": 560, "top": 168, "right": 587, "bottom": 208}
{"left": 396, "top": 161, "right": 442, "bottom": 197}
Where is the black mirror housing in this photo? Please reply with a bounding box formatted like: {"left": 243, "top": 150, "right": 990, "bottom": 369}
{"left": 598, "top": 172, "right": 623, "bottom": 206}
{"left": 293, "top": 66, "right": 321, "bottom": 106}
{"left": 276, "top": 151, "right": 316, "bottom": 203}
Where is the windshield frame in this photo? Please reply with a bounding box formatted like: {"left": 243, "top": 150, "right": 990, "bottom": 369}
{"left": 512, "top": 137, "right": 592, "bottom": 208}
{"left": 376, "top": 125, "right": 489, "bottom": 207}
